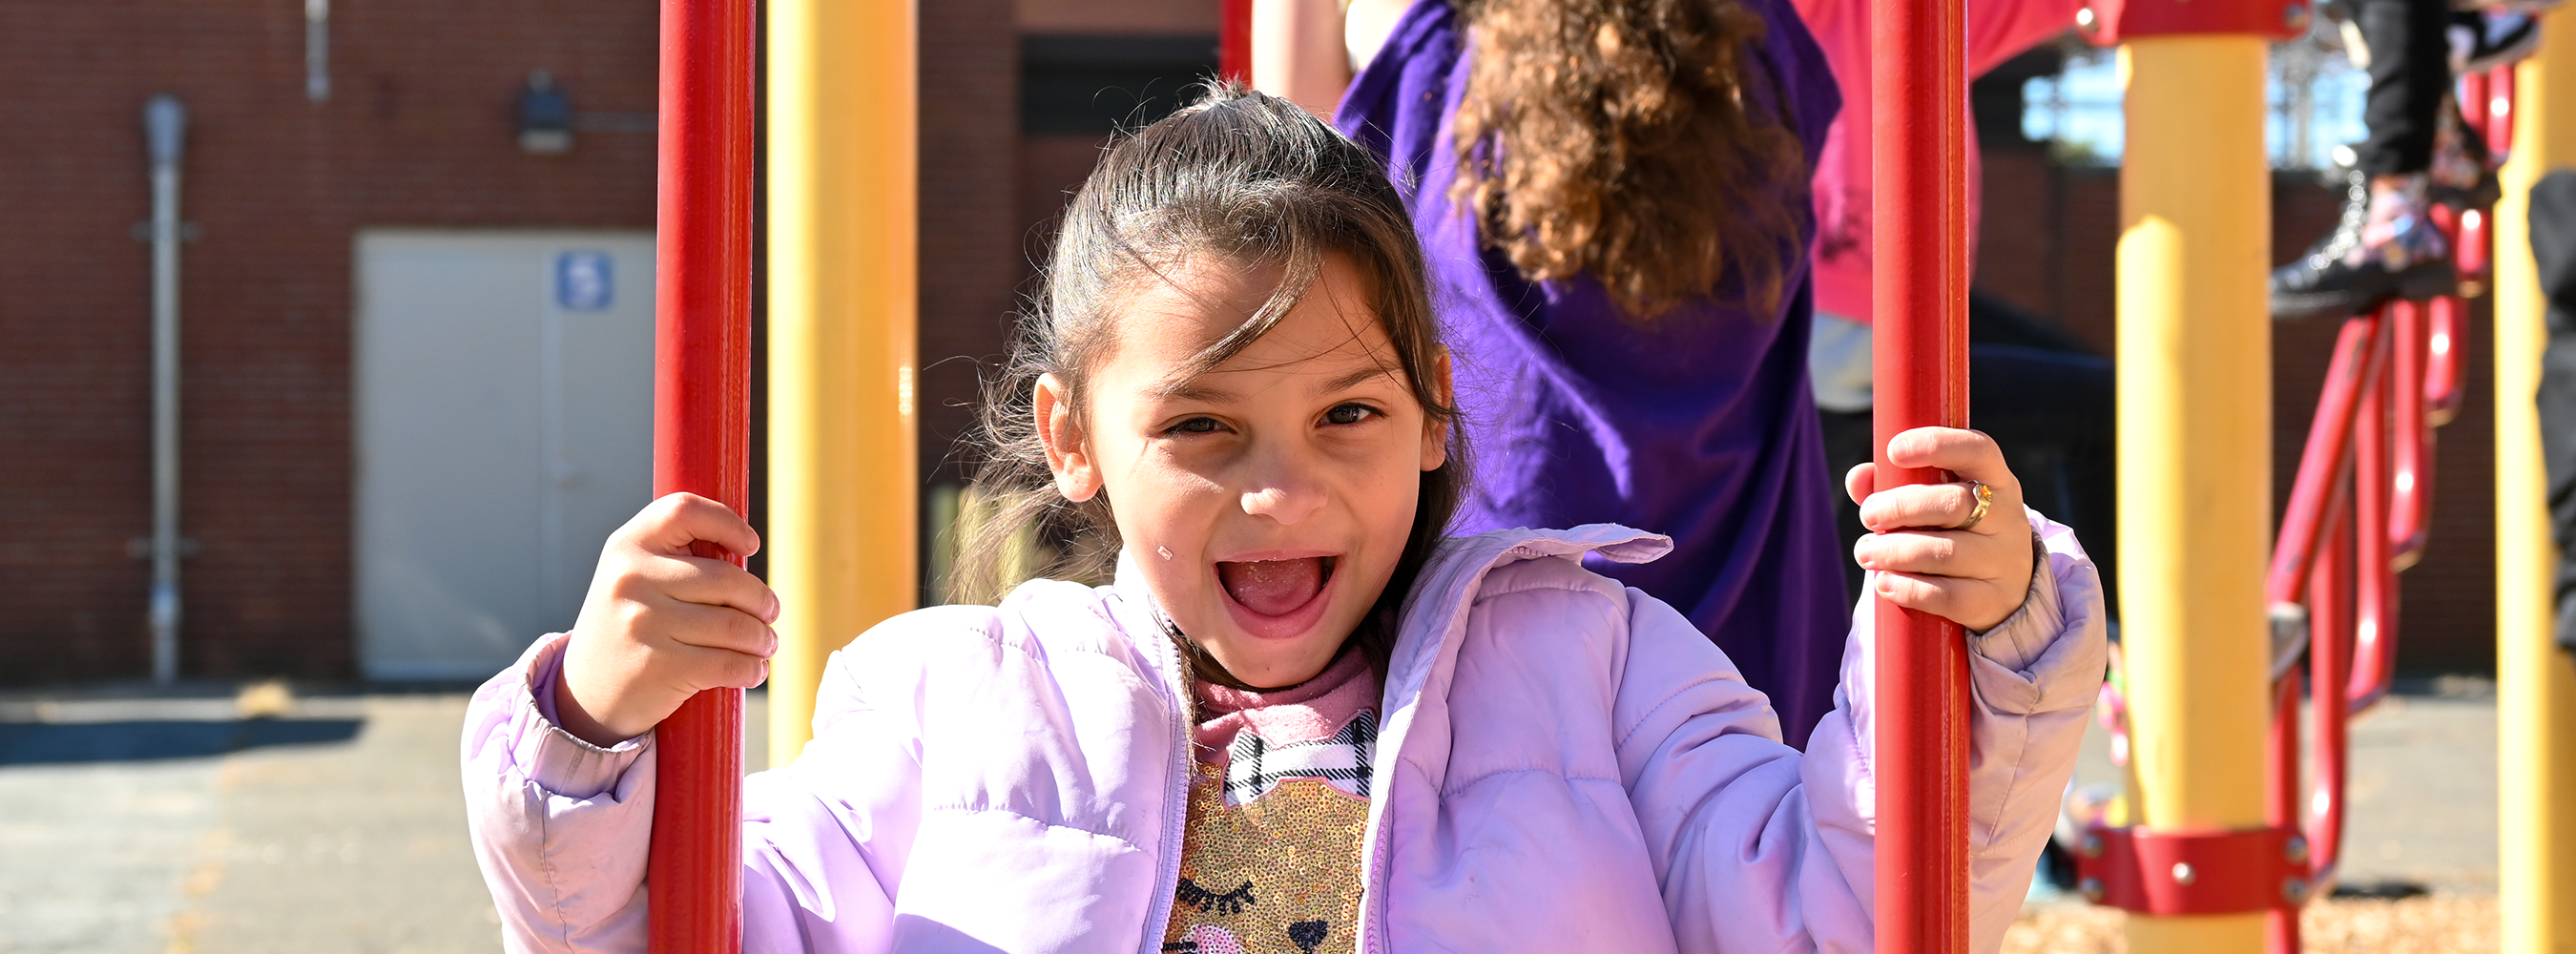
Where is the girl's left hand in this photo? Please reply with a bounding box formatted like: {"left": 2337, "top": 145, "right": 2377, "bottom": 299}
{"left": 1842, "top": 426, "right": 2036, "bottom": 633}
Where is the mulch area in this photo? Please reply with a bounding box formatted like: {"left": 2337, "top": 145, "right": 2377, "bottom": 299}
{"left": 2002, "top": 896, "right": 2499, "bottom": 954}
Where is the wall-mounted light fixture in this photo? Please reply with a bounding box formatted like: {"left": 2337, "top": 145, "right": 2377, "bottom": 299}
{"left": 304, "top": 0, "right": 330, "bottom": 101}
{"left": 517, "top": 71, "right": 573, "bottom": 154}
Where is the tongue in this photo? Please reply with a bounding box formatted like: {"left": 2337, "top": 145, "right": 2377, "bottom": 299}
{"left": 1217, "top": 558, "right": 1326, "bottom": 617}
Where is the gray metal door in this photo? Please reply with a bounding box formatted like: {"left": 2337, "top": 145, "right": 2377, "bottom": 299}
{"left": 354, "top": 230, "right": 655, "bottom": 681}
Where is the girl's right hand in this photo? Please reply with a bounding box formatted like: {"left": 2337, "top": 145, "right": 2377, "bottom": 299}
{"left": 553, "top": 492, "right": 779, "bottom": 747}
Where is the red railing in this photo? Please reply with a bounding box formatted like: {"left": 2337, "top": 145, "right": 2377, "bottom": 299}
{"left": 2253, "top": 65, "right": 2510, "bottom": 954}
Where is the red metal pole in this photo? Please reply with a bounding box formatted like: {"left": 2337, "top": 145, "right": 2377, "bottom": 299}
{"left": 1869, "top": 0, "right": 1970, "bottom": 950}
{"left": 1219, "top": 0, "right": 1253, "bottom": 84}
{"left": 649, "top": 0, "right": 755, "bottom": 949}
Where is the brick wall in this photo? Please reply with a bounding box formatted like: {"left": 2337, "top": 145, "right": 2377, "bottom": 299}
{"left": 0, "top": 0, "right": 659, "bottom": 682}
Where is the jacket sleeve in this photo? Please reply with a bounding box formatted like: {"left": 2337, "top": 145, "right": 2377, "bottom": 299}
{"left": 1622, "top": 509, "right": 2108, "bottom": 954}
{"left": 461, "top": 633, "right": 656, "bottom": 954}
{"left": 461, "top": 633, "right": 908, "bottom": 954}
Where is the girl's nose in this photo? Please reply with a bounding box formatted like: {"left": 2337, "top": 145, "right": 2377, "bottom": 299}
{"left": 1240, "top": 480, "right": 1326, "bottom": 525}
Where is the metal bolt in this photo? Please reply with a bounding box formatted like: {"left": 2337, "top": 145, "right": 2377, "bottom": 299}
{"left": 2171, "top": 862, "right": 2197, "bottom": 886}
{"left": 2284, "top": 878, "right": 2312, "bottom": 904}
{"left": 2079, "top": 833, "right": 2105, "bottom": 859}
{"left": 2285, "top": 835, "right": 2310, "bottom": 865}
{"left": 2285, "top": 3, "right": 2312, "bottom": 31}
{"left": 2075, "top": 7, "right": 2096, "bottom": 31}
{"left": 2079, "top": 878, "right": 2106, "bottom": 903}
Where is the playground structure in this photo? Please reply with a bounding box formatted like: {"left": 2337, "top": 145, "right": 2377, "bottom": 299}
{"left": 629, "top": 0, "right": 2576, "bottom": 951}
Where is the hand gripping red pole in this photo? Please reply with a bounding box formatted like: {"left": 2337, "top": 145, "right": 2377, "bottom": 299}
{"left": 1868, "top": 0, "right": 1971, "bottom": 951}
{"left": 649, "top": 0, "right": 755, "bottom": 949}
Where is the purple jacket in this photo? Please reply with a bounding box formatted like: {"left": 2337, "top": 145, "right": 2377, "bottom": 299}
{"left": 463, "top": 516, "right": 2105, "bottom": 954}
{"left": 1334, "top": 0, "right": 1853, "bottom": 747}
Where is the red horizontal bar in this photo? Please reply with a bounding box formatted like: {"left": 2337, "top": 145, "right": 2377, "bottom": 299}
{"left": 2077, "top": 0, "right": 2310, "bottom": 45}
{"left": 2073, "top": 825, "right": 2311, "bottom": 916}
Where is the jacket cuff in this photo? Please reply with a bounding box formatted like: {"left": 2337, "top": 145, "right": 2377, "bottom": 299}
{"left": 509, "top": 633, "right": 652, "bottom": 800}
{"left": 1966, "top": 529, "right": 2062, "bottom": 673}
{"left": 1962, "top": 510, "right": 2109, "bottom": 716}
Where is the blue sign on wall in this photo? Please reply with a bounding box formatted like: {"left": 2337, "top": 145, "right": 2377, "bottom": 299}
{"left": 555, "top": 251, "right": 614, "bottom": 311}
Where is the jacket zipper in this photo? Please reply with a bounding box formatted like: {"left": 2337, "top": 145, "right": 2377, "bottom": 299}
{"left": 1136, "top": 598, "right": 1195, "bottom": 954}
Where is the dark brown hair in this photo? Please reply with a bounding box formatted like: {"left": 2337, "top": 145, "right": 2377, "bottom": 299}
{"left": 952, "top": 85, "right": 1469, "bottom": 688}
{"left": 1449, "top": 0, "right": 1807, "bottom": 319}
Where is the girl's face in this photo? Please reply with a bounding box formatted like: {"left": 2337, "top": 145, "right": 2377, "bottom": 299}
{"left": 1034, "top": 254, "right": 1448, "bottom": 688}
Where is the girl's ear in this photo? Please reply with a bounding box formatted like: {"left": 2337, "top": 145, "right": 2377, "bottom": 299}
{"left": 1034, "top": 373, "right": 1104, "bottom": 503}
{"left": 1420, "top": 347, "right": 1453, "bottom": 472}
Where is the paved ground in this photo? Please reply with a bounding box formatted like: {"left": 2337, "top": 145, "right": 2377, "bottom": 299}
{"left": 0, "top": 677, "right": 2494, "bottom": 951}
{"left": 0, "top": 683, "right": 767, "bottom": 954}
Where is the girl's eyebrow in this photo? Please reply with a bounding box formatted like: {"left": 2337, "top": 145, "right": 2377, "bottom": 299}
{"left": 1147, "top": 363, "right": 1398, "bottom": 403}
{"left": 1146, "top": 377, "right": 1236, "bottom": 402}
{"left": 1321, "top": 364, "right": 1401, "bottom": 393}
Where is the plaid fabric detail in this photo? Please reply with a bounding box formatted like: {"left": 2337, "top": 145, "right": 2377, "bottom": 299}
{"left": 1222, "top": 709, "right": 1376, "bottom": 805}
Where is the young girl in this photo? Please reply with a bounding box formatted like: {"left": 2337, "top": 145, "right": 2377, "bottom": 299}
{"left": 463, "top": 89, "right": 2106, "bottom": 954}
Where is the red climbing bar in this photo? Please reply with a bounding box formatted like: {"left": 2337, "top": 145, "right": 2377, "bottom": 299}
{"left": 1868, "top": 0, "right": 1971, "bottom": 950}
{"left": 2347, "top": 321, "right": 2399, "bottom": 712}
{"left": 2266, "top": 313, "right": 2388, "bottom": 606}
{"left": 648, "top": 0, "right": 756, "bottom": 949}
{"left": 2310, "top": 505, "right": 2356, "bottom": 885}
{"left": 2387, "top": 300, "right": 2431, "bottom": 568}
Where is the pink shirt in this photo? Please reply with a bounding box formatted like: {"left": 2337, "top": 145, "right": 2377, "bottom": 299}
{"left": 1793, "top": 0, "right": 2087, "bottom": 323}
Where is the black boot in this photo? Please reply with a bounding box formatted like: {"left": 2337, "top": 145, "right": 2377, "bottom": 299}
{"left": 2270, "top": 171, "right": 2457, "bottom": 322}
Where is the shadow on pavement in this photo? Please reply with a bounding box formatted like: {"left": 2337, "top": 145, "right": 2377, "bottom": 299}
{"left": 0, "top": 718, "right": 364, "bottom": 766}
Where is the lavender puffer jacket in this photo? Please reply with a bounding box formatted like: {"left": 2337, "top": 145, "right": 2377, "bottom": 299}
{"left": 463, "top": 517, "right": 2106, "bottom": 954}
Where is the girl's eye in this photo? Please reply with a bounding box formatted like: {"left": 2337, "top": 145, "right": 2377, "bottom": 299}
{"left": 1322, "top": 404, "right": 1381, "bottom": 425}
{"left": 1167, "top": 416, "right": 1224, "bottom": 435}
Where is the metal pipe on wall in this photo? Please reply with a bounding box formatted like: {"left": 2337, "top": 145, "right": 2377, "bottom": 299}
{"left": 144, "top": 94, "right": 186, "bottom": 686}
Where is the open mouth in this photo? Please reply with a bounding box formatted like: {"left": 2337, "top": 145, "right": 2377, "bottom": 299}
{"left": 1215, "top": 555, "right": 1338, "bottom": 619}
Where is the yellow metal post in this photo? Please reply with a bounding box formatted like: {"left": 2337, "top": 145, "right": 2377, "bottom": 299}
{"left": 2496, "top": 21, "right": 2576, "bottom": 952}
{"left": 765, "top": 0, "right": 919, "bottom": 767}
{"left": 2114, "top": 36, "right": 2273, "bottom": 952}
